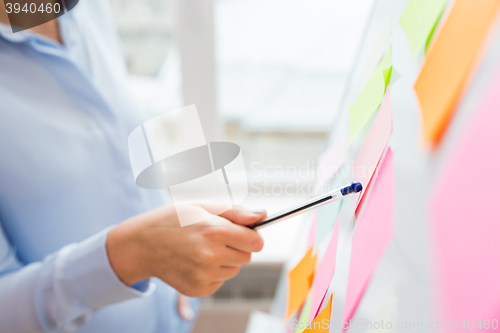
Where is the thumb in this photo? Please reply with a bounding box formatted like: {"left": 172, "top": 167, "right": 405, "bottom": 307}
{"left": 218, "top": 206, "right": 267, "bottom": 226}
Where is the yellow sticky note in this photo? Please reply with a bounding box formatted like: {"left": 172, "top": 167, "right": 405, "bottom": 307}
{"left": 399, "top": 0, "right": 447, "bottom": 57}
{"left": 301, "top": 294, "right": 333, "bottom": 332}
{"left": 349, "top": 46, "right": 392, "bottom": 144}
{"left": 286, "top": 248, "right": 317, "bottom": 320}
{"left": 414, "top": 0, "right": 500, "bottom": 146}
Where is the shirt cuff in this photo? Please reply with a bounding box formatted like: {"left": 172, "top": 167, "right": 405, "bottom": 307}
{"left": 59, "top": 227, "right": 156, "bottom": 309}
{"left": 35, "top": 227, "right": 157, "bottom": 331}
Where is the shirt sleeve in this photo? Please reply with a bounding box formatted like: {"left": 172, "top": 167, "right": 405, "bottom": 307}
{"left": 0, "top": 224, "right": 156, "bottom": 333}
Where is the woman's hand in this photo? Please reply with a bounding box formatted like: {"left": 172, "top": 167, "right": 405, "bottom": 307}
{"left": 106, "top": 202, "right": 266, "bottom": 297}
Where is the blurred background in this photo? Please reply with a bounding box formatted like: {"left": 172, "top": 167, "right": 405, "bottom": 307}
{"left": 108, "top": 0, "right": 372, "bottom": 331}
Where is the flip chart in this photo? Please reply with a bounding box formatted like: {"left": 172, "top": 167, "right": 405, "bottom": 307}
{"left": 414, "top": 0, "right": 500, "bottom": 146}
{"left": 302, "top": 294, "right": 333, "bottom": 332}
{"left": 430, "top": 67, "right": 500, "bottom": 326}
{"left": 310, "top": 219, "right": 340, "bottom": 322}
{"left": 286, "top": 248, "right": 317, "bottom": 320}
{"left": 352, "top": 88, "right": 393, "bottom": 210}
{"left": 343, "top": 148, "right": 394, "bottom": 324}
{"left": 349, "top": 46, "right": 392, "bottom": 144}
{"left": 399, "top": 0, "right": 446, "bottom": 57}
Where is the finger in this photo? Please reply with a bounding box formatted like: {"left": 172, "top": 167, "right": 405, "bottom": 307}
{"left": 213, "top": 265, "right": 241, "bottom": 282}
{"left": 218, "top": 205, "right": 267, "bottom": 226}
{"left": 224, "top": 223, "right": 264, "bottom": 253}
{"left": 219, "top": 247, "right": 252, "bottom": 266}
{"left": 206, "top": 216, "right": 264, "bottom": 252}
{"left": 203, "top": 281, "right": 225, "bottom": 296}
{"left": 198, "top": 201, "right": 233, "bottom": 216}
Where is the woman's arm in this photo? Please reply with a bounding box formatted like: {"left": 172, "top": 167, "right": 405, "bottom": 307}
{"left": 0, "top": 223, "right": 153, "bottom": 333}
{"left": 0, "top": 203, "right": 266, "bottom": 333}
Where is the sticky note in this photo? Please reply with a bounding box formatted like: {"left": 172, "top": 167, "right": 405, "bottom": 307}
{"left": 286, "top": 248, "right": 317, "bottom": 320}
{"left": 315, "top": 174, "right": 345, "bottom": 247}
{"left": 349, "top": 46, "right": 392, "bottom": 144}
{"left": 301, "top": 294, "right": 333, "bottom": 332}
{"left": 389, "top": 68, "right": 401, "bottom": 87}
{"left": 310, "top": 219, "right": 340, "bottom": 322}
{"left": 414, "top": 0, "right": 500, "bottom": 146}
{"left": 352, "top": 88, "right": 393, "bottom": 210}
{"left": 294, "top": 296, "right": 312, "bottom": 333}
{"left": 399, "top": 0, "right": 447, "bottom": 57}
{"left": 343, "top": 148, "right": 394, "bottom": 324}
{"left": 430, "top": 67, "right": 500, "bottom": 324}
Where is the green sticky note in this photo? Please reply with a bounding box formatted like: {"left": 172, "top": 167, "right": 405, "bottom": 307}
{"left": 424, "top": 11, "right": 441, "bottom": 52}
{"left": 348, "top": 46, "right": 392, "bottom": 145}
{"left": 315, "top": 173, "right": 346, "bottom": 247}
{"left": 294, "top": 294, "right": 312, "bottom": 333}
{"left": 377, "top": 45, "right": 393, "bottom": 86}
{"left": 399, "top": 0, "right": 446, "bottom": 57}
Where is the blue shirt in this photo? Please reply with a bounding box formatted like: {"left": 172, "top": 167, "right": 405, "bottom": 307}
{"left": 0, "top": 1, "right": 198, "bottom": 332}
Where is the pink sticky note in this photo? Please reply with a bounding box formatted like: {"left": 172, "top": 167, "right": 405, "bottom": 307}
{"left": 343, "top": 148, "right": 394, "bottom": 324}
{"left": 309, "top": 218, "right": 341, "bottom": 322}
{"left": 430, "top": 66, "right": 500, "bottom": 327}
{"left": 352, "top": 88, "right": 393, "bottom": 211}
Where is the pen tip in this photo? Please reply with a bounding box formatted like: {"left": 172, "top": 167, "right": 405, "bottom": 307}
{"left": 352, "top": 182, "right": 363, "bottom": 193}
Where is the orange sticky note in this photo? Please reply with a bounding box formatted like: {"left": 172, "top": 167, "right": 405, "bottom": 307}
{"left": 301, "top": 294, "right": 333, "bottom": 332}
{"left": 414, "top": 0, "right": 500, "bottom": 146}
{"left": 286, "top": 248, "right": 317, "bottom": 320}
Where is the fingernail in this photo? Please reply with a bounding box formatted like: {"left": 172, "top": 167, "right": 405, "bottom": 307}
{"left": 252, "top": 209, "right": 266, "bottom": 215}
{"left": 181, "top": 306, "right": 195, "bottom": 321}
{"left": 178, "top": 299, "right": 195, "bottom": 321}
{"left": 177, "top": 294, "right": 195, "bottom": 321}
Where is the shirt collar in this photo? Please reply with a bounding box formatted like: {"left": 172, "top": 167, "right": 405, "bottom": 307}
{"left": 0, "top": 21, "right": 32, "bottom": 43}
{"left": 0, "top": 19, "right": 70, "bottom": 59}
